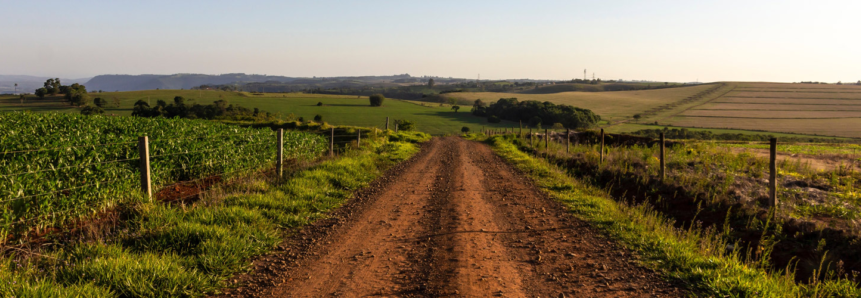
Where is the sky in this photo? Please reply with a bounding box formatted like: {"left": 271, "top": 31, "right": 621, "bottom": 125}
{"left": 1, "top": 0, "right": 858, "bottom": 83}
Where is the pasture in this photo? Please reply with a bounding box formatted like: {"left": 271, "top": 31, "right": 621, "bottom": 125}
{"left": 0, "top": 91, "right": 517, "bottom": 135}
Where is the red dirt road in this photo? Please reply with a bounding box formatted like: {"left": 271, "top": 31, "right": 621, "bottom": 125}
{"left": 220, "top": 137, "right": 683, "bottom": 297}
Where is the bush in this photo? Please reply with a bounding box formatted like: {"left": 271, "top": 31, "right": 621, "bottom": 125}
{"left": 313, "top": 114, "right": 323, "bottom": 122}
{"left": 94, "top": 97, "right": 107, "bottom": 108}
{"left": 80, "top": 106, "right": 104, "bottom": 116}
{"left": 393, "top": 119, "right": 415, "bottom": 131}
{"left": 487, "top": 115, "right": 501, "bottom": 123}
{"left": 317, "top": 102, "right": 323, "bottom": 106}
{"left": 369, "top": 94, "right": 385, "bottom": 107}
{"left": 461, "top": 126, "right": 470, "bottom": 133}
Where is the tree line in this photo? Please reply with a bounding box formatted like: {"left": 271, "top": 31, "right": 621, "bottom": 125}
{"left": 131, "top": 96, "right": 278, "bottom": 121}
{"left": 471, "top": 98, "right": 601, "bottom": 129}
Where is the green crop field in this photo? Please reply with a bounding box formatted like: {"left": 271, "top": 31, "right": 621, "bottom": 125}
{"left": 0, "top": 112, "right": 326, "bottom": 242}
{"left": 1, "top": 91, "right": 519, "bottom": 135}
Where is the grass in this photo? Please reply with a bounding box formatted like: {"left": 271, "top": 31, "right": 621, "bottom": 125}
{"left": 480, "top": 134, "right": 861, "bottom": 297}
{"left": 606, "top": 123, "right": 849, "bottom": 140}
{"left": 1, "top": 91, "right": 518, "bottom": 135}
{"left": 0, "top": 129, "right": 427, "bottom": 297}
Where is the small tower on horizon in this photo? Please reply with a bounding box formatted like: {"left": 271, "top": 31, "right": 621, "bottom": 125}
{"left": 583, "top": 69, "right": 587, "bottom": 81}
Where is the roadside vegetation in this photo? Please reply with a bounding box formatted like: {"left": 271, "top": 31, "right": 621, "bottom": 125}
{"left": 477, "top": 133, "right": 861, "bottom": 297}
{"left": 0, "top": 121, "right": 429, "bottom": 296}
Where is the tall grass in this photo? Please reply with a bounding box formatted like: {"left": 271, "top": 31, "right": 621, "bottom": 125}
{"left": 486, "top": 135, "right": 861, "bottom": 297}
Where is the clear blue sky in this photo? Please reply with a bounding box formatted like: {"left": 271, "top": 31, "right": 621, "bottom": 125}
{"left": 2, "top": 0, "right": 858, "bottom": 82}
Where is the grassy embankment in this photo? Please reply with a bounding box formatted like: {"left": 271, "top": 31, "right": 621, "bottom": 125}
{"left": 475, "top": 133, "right": 861, "bottom": 297}
{"left": 0, "top": 128, "right": 429, "bottom": 297}
{"left": 0, "top": 91, "right": 515, "bottom": 135}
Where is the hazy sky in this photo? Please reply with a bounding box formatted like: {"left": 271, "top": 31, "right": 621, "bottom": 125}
{"left": 2, "top": 0, "right": 858, "bottom": 82}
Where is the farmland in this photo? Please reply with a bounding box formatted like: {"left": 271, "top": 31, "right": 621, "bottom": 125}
{"left": 661, "top": 82, "right": 861, "bottom": 138}
{"left": 0, "top": 91, "right": 517, "bottom": 135}
{"left": 0, "top": 112, "right": 326, "bottom": 243}
{"left": 442, "top": 83, "right": 716, "bottom": 122}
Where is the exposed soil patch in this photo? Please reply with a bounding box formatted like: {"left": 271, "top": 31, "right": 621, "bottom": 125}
{"left": 218, "top": 137, "right": 685, "bottom": 297}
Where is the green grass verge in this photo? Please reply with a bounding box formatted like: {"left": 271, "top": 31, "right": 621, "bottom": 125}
{"left": 0, "top": 131, "right": 426, "bottom": 297}
{"left": 482, "top": 135, "right": 860, "bottom": 297}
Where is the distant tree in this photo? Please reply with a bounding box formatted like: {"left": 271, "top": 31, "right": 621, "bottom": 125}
{"left": 451, "top": 105, "right": 460, "bottom": 112}
{"left": 43, "top": 78, "right": 61, "bottom": 95}
{"left": 173, "top": 96, "right": 186, "bottom": 105}
{"left": 428, "top": 78, "right": 435, "bottom": 88}
{"left": 94, "top": 97, "right": 107, "bottom": 108}
{"left": 369, "top": 94, "right": 385, "bottom": 106}
{"left": 317, "top": 102, "right": 323, "bottom": 106}
{"left": 132, "top": 100, "right": 150, "bottom": 117}
{"left": 633, "top": 114, "right": 642, "bottom": 121}
{"left": 837, "top": 81, "right": 843, "bottom": 85}
{"left": 156, "top": 100, "right": 168, "bottom": 107}
{"left": 857, "top": 80, "right": 861, "bottom": 86}
{"left": 528, "top": 116, "right": 542, "bottom": 128}
{"left": 80, "top": 105, "right": 104, "bottom": 116}
{"left": 298, "top": 117, "right": 305, "bottom": 122}
{"left": 447, "top": 97, "right": 458, "bottom": 106}
{"left": 64, "top": 83, "right": 89, "bottom": 106}
{"left": 461, "top": 126, "right": 470, "bottom": 133}
{"left": 314, "top": 114, "right": 323, "bottom": 122}
{"left": 19, "top": 94, "right": 25, "bottom": 104}
{"left": 111, "top": 97, "right": 121, "bottom": 108}
{"left": 35, "top": 88, "right": 47, "bottom": 99}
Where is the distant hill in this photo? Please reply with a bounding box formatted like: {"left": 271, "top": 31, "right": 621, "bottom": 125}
{"left": 83, "top": 73, "right": 428, "bottom": 92}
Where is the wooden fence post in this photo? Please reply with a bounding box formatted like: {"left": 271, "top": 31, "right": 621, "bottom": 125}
{"left": 138, "top": 136, "right": 152, "bottom": 200}
{"left": 277, "top": 129, "right": 284, "bottom": 178}
{"left": 660, "top": 132, "right": 665, "bottom": 181}
{"left": 600, "top": 128, "right": 605, "bottom": 163}
{"left": 386, "top": 117, "right": 389, "bottom": 130}
{"left": 357, "top": 130, "right": 361, "bottom": 147}
{"left": 566, "top": 128, "right": 570, "bottom": 153}
{"left": 395, "top": 123, "right": 399, "bottom": 133}
{"left": 770, "top": 138, "right": 778, "bottom": 207}
{"left": 329, "top": 128, "right": 334, "bottom": 156}
{"left": 544, "top": 129, "right": 548, "bottom": 151}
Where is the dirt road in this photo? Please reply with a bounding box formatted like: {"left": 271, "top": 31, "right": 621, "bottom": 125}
{"left": 221, "top": 137, "right": 683, "bottom": 297}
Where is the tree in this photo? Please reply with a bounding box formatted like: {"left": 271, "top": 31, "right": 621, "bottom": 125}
{"left": 94, "top": 97, "right": 107, "bottom": 108}
{"left": 428, "top": 78, "right": 435, "bottom": 88}
{"left": 857, "top": 80, "right": 861, "bottom": 86}
{"left": 447, "top": 97, "right": 458, "bottom": 106}
{"left": 314, "top": 114, "right": 323, "bottom": 122}
{"left": 369, "top": 94, "right": 385, "bottom": 106}
{"left": 451, "top": 105, "right": 460, "bottom": 112}
{"left": 80, "top": 105, "right": 104, "bottom": 116}
{"left": 633, "top": 114, "right": 642, "bottom": 121}
{"left": 317, "top": 102, "right": 323, "bottom": 106}
{"left": 19, "top": 94, "right": 25, "bottom": 104}
{"left": 35, "top": 88, "right": 47, "bottom": 99}
{"left": 64, "top": 83, "right": 89, "bottom": 106}
{"left": 461, "top": 126, "right": 470, "bottom": 133}
{"left": 132, "top": 100, "right": 151, "bottom": 116}
{"left": 112, "top": 97, "right": 121, "bottom": 108}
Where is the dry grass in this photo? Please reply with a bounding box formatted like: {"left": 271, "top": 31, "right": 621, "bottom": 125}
{"left": 669, "top": 116, "right": 861, "bottom": 138}
{"left": 698, "top": 103, "right": 861, "bottom": 111}
{"left": 681, "top": 110, "right": 861, "bottom": 118}
{"left": 443, "top": 84, "right": 713, "bottom": 121}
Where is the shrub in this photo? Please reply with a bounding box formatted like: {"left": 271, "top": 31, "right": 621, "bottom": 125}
{"left": 488, "top": 115, "right": 501, "bottom": 123}
{"left": 317, "top": 102, "right": 323, "bottom": 106}
{"left": 314, "top": 114, "right": 323, "bottom": 122}
{"left": 394, "top": 119, "right": 415, "bottom": 131}
{"left": 80, "top": 106, "right": 104, "bottom": 116}
{"left": 369, "top": 94, "right": 385, "bottom": 107}
{"left": 461, "top": 126, "right": 470, "bottom": 133}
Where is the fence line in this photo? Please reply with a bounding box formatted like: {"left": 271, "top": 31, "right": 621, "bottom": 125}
{"left": 0, "top": 157, "right": 141, "bottom": 178}
{"left": 2, "top": 141, "right": 139, "bottom": 155}
{"left": 0, "top": 177, "right": 130, "bottom": 204}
